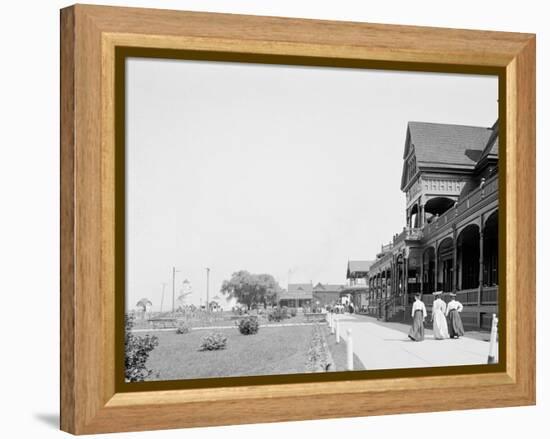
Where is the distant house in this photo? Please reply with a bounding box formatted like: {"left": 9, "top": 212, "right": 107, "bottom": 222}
{"left": 312, "top": 283, "right": 345, "bottom": 308}
{"left": 344, "top": 260, "right": 373, "bottom": 310}
{"left": 278, "top": 283, "right": 313, "bottom": 308}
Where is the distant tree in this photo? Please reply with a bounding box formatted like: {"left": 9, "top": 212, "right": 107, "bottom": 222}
{"left": 220, "top": 270, "right": 282, "bottom": 310}
{"left": 136, "top": 298, "right": 152, "bottom": 312}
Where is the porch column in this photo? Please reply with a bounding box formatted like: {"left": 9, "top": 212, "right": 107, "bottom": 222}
{"left": 452, "top": 226, "right": 458, "bottom": 293}
{"left": 478, "top": 215, "right": 485, "bottom": 307}
{"left": 434, "top": 240, "right": 438, "bottom": 291}
{"left": 420, "top": 252, "right": 424, "bottom": 297}
{"left": 404, "top": 257, "right": 409, "bottom": 303}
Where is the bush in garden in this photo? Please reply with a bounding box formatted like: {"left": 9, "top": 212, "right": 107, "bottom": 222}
{"left": 199, "top": 332, "right": 227, "bottom": 351}
{"left": 289, "top": 307, "right": 297, "bottom": 317}
{"left": 176, "top": 320, "right": 190, "bottom": 334}
{"left": 268, "top": 306, "right": 291, "bottom": 322}
{"left": 125, "top": 314, "right": 159, "bottom": 382}
{"left": 238, "top": 316, "right": 259, "bottom": 335}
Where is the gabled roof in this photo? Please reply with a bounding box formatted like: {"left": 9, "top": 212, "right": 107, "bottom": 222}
{"left": 476, "top": 120, "right": 499, "bottom": 168}
{"left": 279, "top": 283, "right": 313, "bottom": 300}
{"left": 313, "top": 283, "right": 345, "bottom": 293}
{"left": 347, "top": 260, "right": 373, "bottom": 278}
{"left": 401, "top": 121, "right": 494, "bottom": 189}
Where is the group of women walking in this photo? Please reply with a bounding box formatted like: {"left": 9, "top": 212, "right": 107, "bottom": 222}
{"left": 408, "top": 291, "right": 465, "bottom": 342}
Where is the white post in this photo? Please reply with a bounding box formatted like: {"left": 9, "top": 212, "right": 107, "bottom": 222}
{"left": 331, "top": 314, "right": 335, "bottom": 334}
{"left": 346, "top": 328, "right": 353, "bottom": 370}
{"left": 487, "top": 313, "right": 499, "bottom": 364}
{"left": 336, "top": 317, "right": 340, "bottom": 343}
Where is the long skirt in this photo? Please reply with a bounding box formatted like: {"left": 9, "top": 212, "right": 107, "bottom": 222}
{"left": 433, "top": 310, "right": 449, "bottom": 339}
{"left": 408, "top": 310, "right": 425, "bottom": 341}
{"left": 448, "top": 309, "right": 465, "bottom": 338}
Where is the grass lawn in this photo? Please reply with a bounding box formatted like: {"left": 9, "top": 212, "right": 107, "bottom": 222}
{"left": 144, "top": 325, "right": 314, "bottom": 380}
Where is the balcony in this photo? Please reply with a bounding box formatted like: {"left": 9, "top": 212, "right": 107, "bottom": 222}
{"left": 343, "top": 279, "right": 368, "bottom": 292}
{"left": 393, "top": 227, "right": 423, "bottom": 245}
{"left": 422, "top": 174, "right": 498, "bottom": 240}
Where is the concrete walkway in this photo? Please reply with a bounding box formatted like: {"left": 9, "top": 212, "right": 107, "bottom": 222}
{"left": 332, "top": 314, "right": 497, "bottom": 370}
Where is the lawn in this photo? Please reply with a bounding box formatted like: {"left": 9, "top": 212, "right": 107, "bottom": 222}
{"left": 144, "top": 325, "right": 315, "bottom": 381}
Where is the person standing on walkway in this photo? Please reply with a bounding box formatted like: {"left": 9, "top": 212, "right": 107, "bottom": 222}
{"left": 431, "top": 291, "right": 449, "bottom": 339}
{"left": 446, "top": 293, "right": 465, "bottom": 338}
{"left": 408, "top": 293, "right": 427, "bottom": 341}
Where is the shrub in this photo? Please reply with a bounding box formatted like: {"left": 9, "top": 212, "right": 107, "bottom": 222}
{"left": 199, "top": 332, "right": 227, "bottom": 351}
{"left": 268, "top": 306, "right": 291, "bottom": 322}
{"left": 289, "top": 307, "right": 297, "bottom": 317}
{"left": 238, "top": 316, "right": 259, "bottom": 335}
{"left": 176, "top": 320, "right": 190, "bottom": 334}
{"left": 125, "top": 314, "right": 159, "bottom": 382}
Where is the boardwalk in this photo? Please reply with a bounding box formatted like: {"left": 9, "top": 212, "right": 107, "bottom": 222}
{"left": 334, "top": 314, "right": 497, "bottom": 370}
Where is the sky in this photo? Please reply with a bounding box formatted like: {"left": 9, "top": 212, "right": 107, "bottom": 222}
{"left": 126, "top": 58, "right": 498, "bottom": 311}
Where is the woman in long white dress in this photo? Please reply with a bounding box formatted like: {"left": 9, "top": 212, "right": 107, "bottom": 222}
{"left": 431, "top": 291, "right": 449, "bottom": 339}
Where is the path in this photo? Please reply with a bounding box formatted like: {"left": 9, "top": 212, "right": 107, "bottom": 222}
{"left": 333, "top": 313, "right": 497, "bottom": 369}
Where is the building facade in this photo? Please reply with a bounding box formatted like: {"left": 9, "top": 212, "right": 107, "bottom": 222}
{"left": 312, "top": 283, "right": 345, "bottom": 308}
{"left": 364, "top": 120, "right": 499, "bottom": 330}
{"left": 342, "top": 260, "right": 372, "bottom": 311}
{"left": 278, "top": 283, "right": 313, "bottom": 308}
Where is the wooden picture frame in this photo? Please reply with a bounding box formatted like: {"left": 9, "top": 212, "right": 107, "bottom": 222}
{"left": 60, "top": 4, "right": 536, "bottom": 434}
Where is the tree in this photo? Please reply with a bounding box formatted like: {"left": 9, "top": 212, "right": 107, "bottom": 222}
{"left": 220, "top": 270, "right": 282, "bottom": 310}
{"left": 136, "top": 298, "right": 152, "bottom": 312}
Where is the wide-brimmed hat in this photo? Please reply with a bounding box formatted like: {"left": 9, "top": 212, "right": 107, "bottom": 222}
{"left": 449, "top": 292, "right": 457, "bottom": 297}
{"left": 432, "top": 291, "right": 443, "bottom": 296}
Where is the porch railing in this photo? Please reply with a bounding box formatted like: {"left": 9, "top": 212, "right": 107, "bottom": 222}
{"left": 422, "top": 174, "right": 498, "bottom": 240}
{"left": 421, "top": 286, "right": 498, "bottom": 306}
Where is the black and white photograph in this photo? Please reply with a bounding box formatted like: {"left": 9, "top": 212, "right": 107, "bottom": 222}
{"left": 124, "top": 58, "right": 500, "bottom": 383}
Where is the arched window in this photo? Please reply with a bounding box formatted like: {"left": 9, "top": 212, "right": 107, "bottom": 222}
{"left": 425, "top": 196, "right": 455, "bottom": 218}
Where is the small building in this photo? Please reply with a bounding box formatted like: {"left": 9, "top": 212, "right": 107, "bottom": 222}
{"left": 343, "top": 260, "right": 373, "bottom": 311}
{"left": 312, "top": 283, "right": 345, "bottom": 308}
{"left": 278, "top": 283, "right": 313, "bottom": 308}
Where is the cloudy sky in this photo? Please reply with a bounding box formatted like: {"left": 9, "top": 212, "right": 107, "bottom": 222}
{"left": 126, "top": 58, "right": 498, "bottom": 311}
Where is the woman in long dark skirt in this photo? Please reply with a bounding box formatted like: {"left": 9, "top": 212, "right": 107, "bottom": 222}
{"left": 408, "top": 293, "right": 427, "bottom": 341}
{"left": 446, "top": 293, "right": 465, "bottom": 338}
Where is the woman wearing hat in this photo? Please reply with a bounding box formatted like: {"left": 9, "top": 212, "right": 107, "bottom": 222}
{"left": 446, "top": 293, "right": 465, "bottom": 338}
{"left": 408, "top": 293, "right": 427, "bottom": 341}
{"left": 431, "top": 291, "right": 449, "bottom": 339}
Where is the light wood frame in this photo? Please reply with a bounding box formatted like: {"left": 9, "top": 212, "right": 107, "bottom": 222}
{"left": 60, "top": 4, "right": 536, "bottom": 434}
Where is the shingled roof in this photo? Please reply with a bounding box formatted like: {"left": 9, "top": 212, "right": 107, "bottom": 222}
{"left": 346, "top": 260, "right": 373, "bottom": 278}
{"left": 476, "top": 120, "right": 499, "bottom": 168}
{"left": 401, "top": 121, "right": 496, "bottom": 190}
{"left": 313, "top": 283, "right": 345, "bottom": 293}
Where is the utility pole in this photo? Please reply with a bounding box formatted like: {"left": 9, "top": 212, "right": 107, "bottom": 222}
{"left": 160, "top": 282, "right": 167, "bottom": 313}
{"left": 172, "top": 267, "right": 180, "bottom": 314}
{"left": 206, "top": 267, "right": 210, "bottom": 313}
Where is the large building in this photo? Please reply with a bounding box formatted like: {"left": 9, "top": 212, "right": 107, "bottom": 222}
{"left": 363, "top": 120, "right": 499, "bottom": 330}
